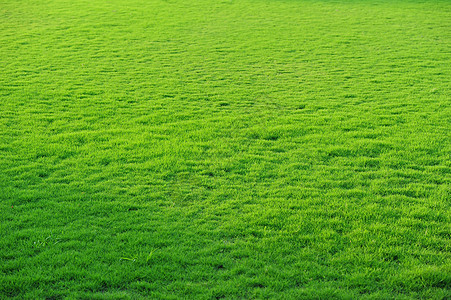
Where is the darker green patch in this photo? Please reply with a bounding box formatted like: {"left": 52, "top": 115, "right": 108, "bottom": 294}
{"left": 264, "top": 135, "right": 279, "bottom": 141}
{"left": 38, "top": 172, "right": 49, "bottom": 178}
{"left": 296, "top": 104, "right": 306, "bottom": 109}
{"left": 249, "top": 282, "right": 266, "bottom": 288}
{"left": 327, "top": 148, "right": 354, "bottom": 158}
{"left": 99, "top": 157, "right": 111, "bottom": 166}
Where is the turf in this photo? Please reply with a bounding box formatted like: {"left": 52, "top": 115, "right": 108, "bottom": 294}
{"left": 1, "top": 0, "right": 450, "bottom": 298}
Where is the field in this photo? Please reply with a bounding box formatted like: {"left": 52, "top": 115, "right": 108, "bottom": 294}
{"left": 1, "top": 0, "right": 450, "bottom": 298}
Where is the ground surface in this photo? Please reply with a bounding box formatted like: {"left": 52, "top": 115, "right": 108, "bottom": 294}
{"left": 1, "top": 0, "right": 450, "bottom": 298}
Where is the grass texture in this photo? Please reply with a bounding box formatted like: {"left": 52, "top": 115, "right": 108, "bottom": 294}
{"left": 1, "top": 0, "right": 450, "bottom": 298}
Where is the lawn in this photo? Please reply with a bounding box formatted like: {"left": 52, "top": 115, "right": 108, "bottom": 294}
{"left": 1, "top": 0, "right": 450, "bottom": 298}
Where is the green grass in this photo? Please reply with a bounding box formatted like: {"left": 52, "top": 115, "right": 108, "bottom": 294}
{"left": 1, "top": 0, "right": 450, "bottom": 298}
